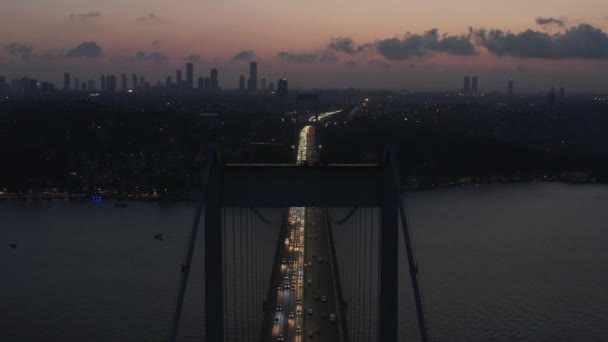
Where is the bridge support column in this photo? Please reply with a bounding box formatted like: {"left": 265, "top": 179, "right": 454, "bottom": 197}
{"left": 205, "top": 151, "right": 224, "bottom": 342}
{"left": 379, "top": 154, "right": 399, "bottom": 341}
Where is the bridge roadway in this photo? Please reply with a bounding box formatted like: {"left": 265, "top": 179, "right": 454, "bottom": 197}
{"left": 261, "top": 207, "right": 340, "bottom": 342}
{"left": 262, "top": 111, "right": 343, "bottom": 341}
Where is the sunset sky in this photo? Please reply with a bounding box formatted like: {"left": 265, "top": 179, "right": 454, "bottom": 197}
{"left": 2, "top": 0, "right": 608, "bottom": 92}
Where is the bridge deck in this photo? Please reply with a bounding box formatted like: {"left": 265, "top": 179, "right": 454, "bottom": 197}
{"left": 262, "top": 207, "right": 340, "bottom": 341}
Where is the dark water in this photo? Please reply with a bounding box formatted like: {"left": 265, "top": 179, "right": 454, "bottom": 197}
{"left": 1, "top": 183, "right": 608, "bottom": 341}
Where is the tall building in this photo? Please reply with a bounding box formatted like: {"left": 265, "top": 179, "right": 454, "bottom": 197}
{"left": 81, "top": 82, "right": 86, "bottom": 91}
{"left": 268, "top": 82, "right": 275, "bottom": 92}
{"left": 74, "top": 78, "right": 80, "bottom": 91}
{"left": 139, "top": 76, "right": 145, "bottom": 88}
{"left": 508, "top": 80, "right": 514, "bottom": 96}
{"left": 101, "top": 75, "right": 106, "bottom": 91}
{"left": 132, "top": 74, "right": 138, "bottom": 90}
{"left": 204, "top": 77, "right": 211, "bottom": 89}
{"left": 239, "top": 75, "right": 246, "bottom": 91}
{"left": 166, "top": 76, "right": 173, "bottom": 88}
{"left": 277, "top": 78, "right": 288, "bottom": 98}
{"left": 106, "top": 75, "right": 117, "bottom": 92}
{"left": 247, "top": 62, "right": 258, "bottom": 91}
{"left": 176, "top": 69, "right": 182, "bottom": 88}
{"left": 0, "top": 76, "right": 6, "bottom": 92}
{"left": 472, "top": 76, "right": 478, "bottom": 93}
{"left": 87, "top": 80, "right": 96, "bottom": 91}
{"left": 186, "top": 63, "right": 194, "bottom": 89}
{"left": 463, "top": 76, "right": 471, "bottom": 93}
{"left": 210, "top": 69, "right": 219, "bottom": 90}
{"left": 197, "top": 76, "right": 204, "bottom": 89}
{"left": 63, "top": 73, "right": 71, "bottom": 91}
{"left": 559, "top": 86, "right": 566, "bottom": 99}
{"left": 261, "top": 77, "right": 266, "bottom": 91}
{"left": 121, "top": 74, "right": 128, "bottom": 91}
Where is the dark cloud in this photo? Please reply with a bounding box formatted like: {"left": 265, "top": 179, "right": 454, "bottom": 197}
{"left": 344, "top": 60, "right": 357, "bottom": 68}
{"left": 376, "top": 29, "right": 477, "bottom": 60}
{"left": 277, "top": 51, "right": 318, "bottom": 63}
{"left": 535, "top": 17, "right": 565, "bottom": 27}
{"left": 474, "top": 24, "right": 608, "bottom": 59}
{"left": 69, "top": 11, "right": 101, "bottom": 20}
{"left": 137, "top": 13, "right": 158, "bottom": 22}
{"left": 39, "top": 49, "right": 66, "bottom": 60}
{"left": 232, "top": 50, "right": 257, "bottom": 61}
{"left": 4, "top": 43, "right": 34, "bottom": 60}
{"left": 328, "top": 37, "right": 372, "bottom": 55}
{"left": 368, "top": 60, "right": 391, "bottom": 69}
{"left": 185, "top": 54, "right": 202, "bottom": 63}
{"left": 134, "top": 51, "right": 168, "bottom": 63}
{"left": 66, "top": 41, "right": 102, "bottom": 58}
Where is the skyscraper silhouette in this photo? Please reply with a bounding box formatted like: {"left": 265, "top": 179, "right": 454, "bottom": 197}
{"left": 74, "top": 78, "right": 79, "bottom": 92}
{"left": 87, "top": 80, "right": 96, "bottom": 91}
{"left": 472, "top": 76, "right": 478, "bottom": 93}
{"left": 204, "top": 77, "right": 211, "bottom": 89}
{"left": 198, "top": 76, "right": 204, "bottom": 89}
{"left": 186, "top": 63, "right": 194, "bottom": 89}
{"left": 121, "top": 74, "right": 128, "bottom": 92}
{"left": 508, "top": 80, "right": 514, "bottom": 96}
{"left": 277, "top": 78, "right": 288, "bottom": 98}
{"left": 210, "top": 69, "right": 219, "bottom": 90}
{"left": 239, "top": 75, "right": 246, "bottom": 92}
{"left": 64, "top": 72, "right": 70, "bottom": 91}
{"left": 166, "top": 76, "right": 172, "bottom": 88}
{"left": 132, "top": 74, "right": 138, "bottom": 90}
{"left": 101, "top": 75, "right": 106, "bottom": 91}
{"left": 106, "top": 75, "right": 117, "bottom": 92}
{"left": 0, "top": 76, "right": 6, "bottom": 92}
{"left": 463, "top": 76, "right": 471, "bottom": 93}
{"left": 261, "top": 77, "right": 266, "bottom": 91}
{"left": 176, "top": 69, "right": 183, "bottom": 88}
{"left": 248, "top": 62, "right": 258, "bottom": 91}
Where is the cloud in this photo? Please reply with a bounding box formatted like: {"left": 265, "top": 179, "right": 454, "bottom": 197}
{"left": 151, "top": 40, "right": 161, "bottom": 46}
{"left": 344, "top": 60, "right": 357, "bottom": 68}
{"left": 535, "top": 16, "right": 565, "bottom": 27}
{"left": 277, "top": 51, "right": 318, "bottom": 63}
{"left": 232, "top": 50, "right": 257, "bottom": 61}
{"left": 4, "top": 43, "right": 34, "bottom": 60}
{"left": 376, "top": 29, "right": 477, "bottom": 60}
{"left": 185, "top": 54, "right": 202, "bottom": 63}
{"left": 134, "top": 51, "right": 168, "bottom": 63}
{"left": 368, "top": 60, "right": 391, "bottom": 69}
{"left": 137, "top": 13, "right": 158, "bottom": 22}
{"left": 328, "top": 37, "right": 372, "bottom": 55}
{"left": 69, "top": 11, "right": 101, "bottom": 20}
{"left": 66, "top": 41, "right": 102, "bottom": 58}
{"left": 474, "top": 24, "right": 608, "bottom": 59}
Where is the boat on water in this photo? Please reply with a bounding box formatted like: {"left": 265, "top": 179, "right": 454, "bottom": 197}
{"left": 114, "top": 201, "right": 128, "bottom": 208}
{"left": 154, "top": 233, "right": 164, "bottom": 241}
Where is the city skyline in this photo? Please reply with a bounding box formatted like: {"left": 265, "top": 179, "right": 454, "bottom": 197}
{"left": 2, "top": 1, "right": 608, "bottom": 91}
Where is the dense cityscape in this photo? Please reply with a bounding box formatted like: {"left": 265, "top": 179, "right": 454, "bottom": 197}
{"left": 1, "top": 59, "right": 608, "bottom": 200}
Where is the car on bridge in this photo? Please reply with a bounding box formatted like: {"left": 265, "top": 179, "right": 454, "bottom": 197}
{"left": 321, "top": 296, "right": 327, "bottom": 302}
{"left": 330, "top": 313, "right": 336, "bottom": 322}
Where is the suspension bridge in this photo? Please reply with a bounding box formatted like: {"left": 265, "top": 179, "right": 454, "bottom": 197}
{"left": 166, "top": 108, "right": 429, "bottom": 342}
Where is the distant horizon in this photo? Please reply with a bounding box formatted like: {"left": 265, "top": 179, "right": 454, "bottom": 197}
{"left": 2, "top": 0, "right": 608, "bottom": 92}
